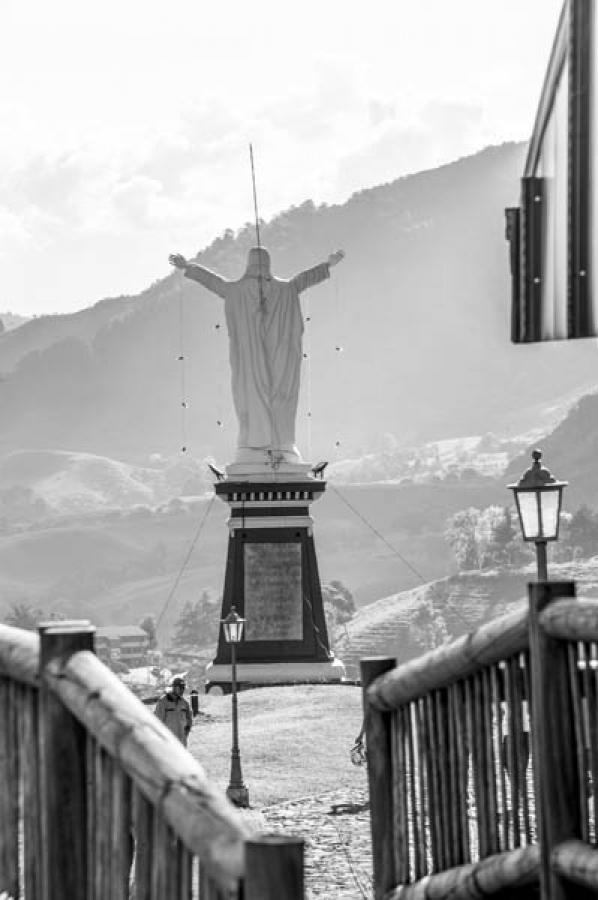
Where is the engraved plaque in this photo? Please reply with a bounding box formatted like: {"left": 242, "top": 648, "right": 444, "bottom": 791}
{"left": 244, "top": 542, "right": 303, "bottom": 641}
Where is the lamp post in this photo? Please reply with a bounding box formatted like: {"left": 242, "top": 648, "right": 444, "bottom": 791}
{"left": 508, "top": 449, "right": 567, "bottom": 580}
{"left": 221, "top": 606, "right": 249, "bottom": 808}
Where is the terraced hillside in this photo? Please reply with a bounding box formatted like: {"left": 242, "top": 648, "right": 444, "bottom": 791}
{"left": 337, "top": 558, "right": 598, "bottom": 675}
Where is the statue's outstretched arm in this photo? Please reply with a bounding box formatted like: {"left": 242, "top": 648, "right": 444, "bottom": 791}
{"left": 291, "top": 250, "right": 345, "bottom": 295}
{"left": 169, "top": 254, "right": 228, "bottom": 299}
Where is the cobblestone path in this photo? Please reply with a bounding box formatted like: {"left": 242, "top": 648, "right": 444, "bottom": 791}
{"left": 260, "top": 788, "right": 373, "bottom": 899}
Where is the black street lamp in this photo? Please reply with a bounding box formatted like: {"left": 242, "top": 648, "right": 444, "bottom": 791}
{"left": 221, "top": 606, "right": 249, "bottom": 808}
{"left": 508, "top": 449, "right": 567, "bottom": 581}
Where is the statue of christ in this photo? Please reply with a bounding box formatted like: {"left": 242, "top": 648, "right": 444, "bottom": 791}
{"left": 169, "top": 247, "right": 345, "bottom": 464}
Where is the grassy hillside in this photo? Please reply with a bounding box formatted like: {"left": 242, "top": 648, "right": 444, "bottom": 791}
{"left": 188, "top": 685, "right": 365, "bottom": 807}
{"left": 0, "top": 449, "right": 213, "bottom": 514}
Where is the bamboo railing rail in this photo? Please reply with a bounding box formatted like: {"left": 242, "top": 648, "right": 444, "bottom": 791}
{"left": 365, "top": 604, "right": 529, "bottom": 712}
{"left": 44, "top": 647, "right": 252, "bottom": 887}
{"left": 362, "top": 638, "right": 535, "bottom": 897}
{"left": 0, "top": 625, "right": 41, "bottom": 900}
{"left": 363, "top": 580, "right": 598, "bottom": 900}
{"left": 540, "top": 597, "right": 598, "bottom": 641}
{"left": 551, "top": 840, "right": 598, "bottom": 890}
{"left": 384, "top": 844, "right": 540, "bottom": 900}
{"left": 0, "top": 621, "right": 304, "bottom": 900}
{"left": 0, "top": 622, "right": 39, "bottom": 684}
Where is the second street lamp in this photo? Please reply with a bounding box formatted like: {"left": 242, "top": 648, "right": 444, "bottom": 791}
{"left": 508, "top": 449, "right": 567, "bottom": 580}
{"left": 221, "top": 606, "right": 249, "bottom": 808}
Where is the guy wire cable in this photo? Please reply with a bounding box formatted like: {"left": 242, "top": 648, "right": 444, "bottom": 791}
{"left": 155, "top": 495, "right": 216, "bottom": 633}
{"left": 178, "top": 284, "right": 188, "bottom": 452}
{"left": 329, "top": 484, "right": 426, "bottom": 584}
{"left": 304, "top": 295, "right": 313, "bottom": 461}
{"left": 328, "top": 483, "right": 475, "bottom": 634}
{"left": 249, "top": 142, "right": 266, "bottom": 311}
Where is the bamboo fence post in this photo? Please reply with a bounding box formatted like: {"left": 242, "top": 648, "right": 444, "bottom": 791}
{"left": 134, "top": 787, "right": 153, "bottom": 900}
{"left": 0, "top": 676, "right": 19, "bottom": 898}
{"left": 244, "top": 835, "right": 304, "bottom": 900}
{"left": 361, "top": 656, "right": 398, "bottom": 899}
{"left": 39, "top": 621, "right": 95, "bottom": 900}
{"left": 21, "top": 685, "right": 42, "bottom": 900}
{"left": 435, "top": 688, "right": 456, "bottom": 867}
{"left": 528, "top": 581, "right": 593, "bottom": 900}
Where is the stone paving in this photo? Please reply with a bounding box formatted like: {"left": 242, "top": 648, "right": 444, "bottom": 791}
{"left": 259, "top": 788, "right": 373, "bottom": 899}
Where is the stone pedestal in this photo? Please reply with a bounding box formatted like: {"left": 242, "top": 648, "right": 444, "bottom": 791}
{"left": 205, "top": 475, "right": 345, "bottom": 691}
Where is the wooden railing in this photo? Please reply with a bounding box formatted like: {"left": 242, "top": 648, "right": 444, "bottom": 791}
{"left": 361, "top": 581, "right": 598, "bottom": 900}
{"left": 0, "top": 621, "right": 304, "bottom": 900}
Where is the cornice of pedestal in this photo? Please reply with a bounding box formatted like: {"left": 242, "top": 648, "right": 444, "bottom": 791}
{"left": 225, "top": 462, "right": 314, "bottom": 480}
{"left": 214, "top": 479, "right": 327, "bottom": 505}
{"left": 206, "top": 658, "right": 346, "bottom": 687}
{"left": 226, "top": 513, "right": 315, "bottom": 532}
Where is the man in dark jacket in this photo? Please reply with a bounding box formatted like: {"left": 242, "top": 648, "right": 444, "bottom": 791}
{"left": 154, "top": 676, "right": 193, "bottom": 746}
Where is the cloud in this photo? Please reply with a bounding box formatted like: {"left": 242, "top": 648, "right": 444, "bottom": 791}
{"left": 333, "top": 99, "right": 486, "bottom": 197}
{"left": 369, "top": 100, "right": 397, "bottom": 128}
{"left": 0, "top": 89, "right": 489, "bottom": 273}
{"left": 0, "top": 202, "right": 65, "bottom": 256}
{"left": 0, "top": 207, "right": 30, "bottom": 248}
{"left": 110, "top": 176, "right": 167, "bottom": 226}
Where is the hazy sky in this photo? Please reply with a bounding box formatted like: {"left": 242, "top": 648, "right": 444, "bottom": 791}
{"left": 1, "top": 0, "right": 563, "bottom": 316}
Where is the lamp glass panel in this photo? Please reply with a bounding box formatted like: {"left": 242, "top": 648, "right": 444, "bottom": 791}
{"left": 539, "top": 488, "right": 560, "bottom": 539}
{"left": 223, "top": 620, "right": 243, "bottom": 643}
{"left": 517, "top": 490, "right": 540, "bottom": 539}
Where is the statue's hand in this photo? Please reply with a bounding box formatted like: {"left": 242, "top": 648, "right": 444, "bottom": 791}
{"left": 328, "top": 249, "right": 345, "bottom": 268}
{"left": 169, "top": 253, "right": 188, "bottom": 270}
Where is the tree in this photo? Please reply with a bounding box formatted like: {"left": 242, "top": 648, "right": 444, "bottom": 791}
{"left": 568, "top": 505, "right": 598, "bottom": 558}
{"left": 139, "top": 615, "right": 157, "bottom": 649}
{"left": 410, "top": 591, "right": 451, "bottom": 652}
{"left": 476, "top": 505, "right": 519, "bottom": 568}
{"left": 444, "top": 508, "right": 480, "bottom": 570}
{"left": 171, "top": 591, "right": 220, "bottom": 649}
{"left": 322, "top": 580, "right": 355, "bottom": 642}
{"left": 3, "top": 599, "right": 45, "bottom": 631}
{"left": 445, "top": 505, "right": 532, "bottom": 571}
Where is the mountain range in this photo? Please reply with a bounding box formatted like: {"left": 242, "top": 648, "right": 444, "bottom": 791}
{"left": 2, "top": 142, "right": 598, "bottom": 647}
{"left": 2, "top": 142, "right": 598, "bottom": 464}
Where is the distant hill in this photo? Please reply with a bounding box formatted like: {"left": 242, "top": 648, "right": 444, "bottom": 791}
{"left": 0, "top": 449, "right": 213, "bottom": 515}
{"left": 505, "top": 389, "right": 598, "bottom": 510}
{"left": 0, "top": 475, "right": 510, "bottom": 638}
{"left": 0, "top": 312, "right": 29, "bottom": 332}
{"left": 1, "top": 142, "right": 597, "bottom": 462}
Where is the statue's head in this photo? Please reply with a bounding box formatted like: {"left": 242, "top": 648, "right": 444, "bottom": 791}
{"left": 244, "top": 247, "right": 271, "bottom": 279}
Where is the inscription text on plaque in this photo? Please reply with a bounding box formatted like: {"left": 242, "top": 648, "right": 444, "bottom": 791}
{"left": 244, "top": 542, "right": 303, "bottom": 641}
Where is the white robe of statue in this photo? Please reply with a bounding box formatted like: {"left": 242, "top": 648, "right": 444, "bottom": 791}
{"left": 170, "top": 247, "right": 343, "bottom": 463}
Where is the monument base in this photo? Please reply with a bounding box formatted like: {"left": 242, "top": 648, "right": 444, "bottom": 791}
{"left": 205, "top": 659, "right": 346, "bottom": 693}
{"left": 225, "top": 461, "right": 313, "bottom": 481}
{"left": 227, "top": 445, "right": 317, "bottom": 480}
{"left": 209, "top": 476, "right": 340, "bottom": 690}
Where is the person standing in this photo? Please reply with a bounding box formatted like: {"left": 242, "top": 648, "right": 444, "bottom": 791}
{"left": 154, "top": 676, "right": 193, "bottom": 746}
